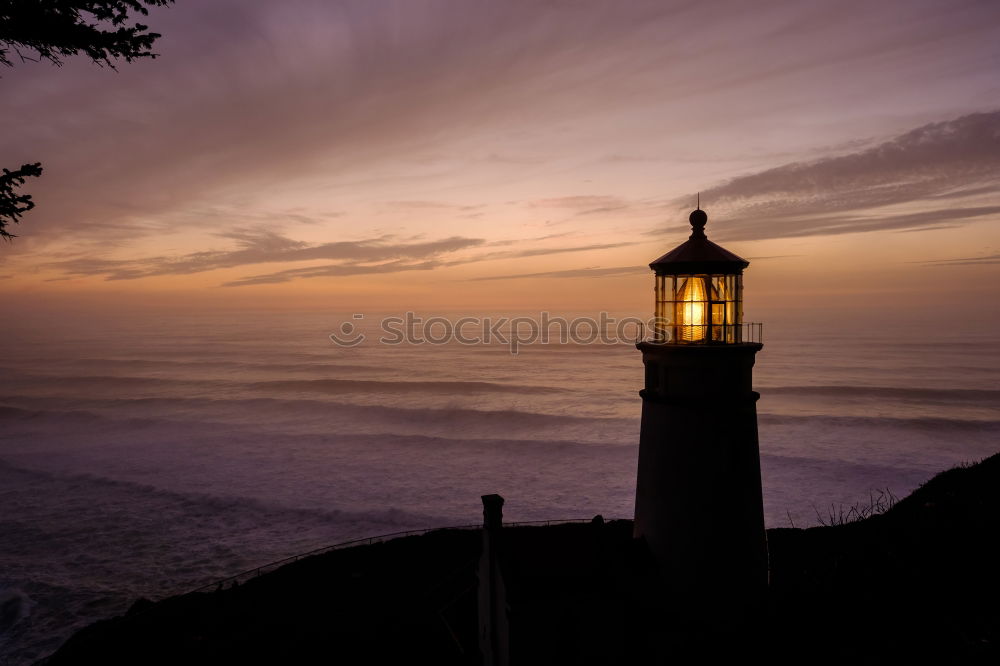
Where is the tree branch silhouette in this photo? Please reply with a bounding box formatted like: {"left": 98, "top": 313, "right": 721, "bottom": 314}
{"left": 0, "top": 1, "right": 173, "bottom": 69}
{"left": 0, "top": 1, "right": 174, "bottom": 240}
{"left": 0, "top": 163, "right": 42, "bottom": 240}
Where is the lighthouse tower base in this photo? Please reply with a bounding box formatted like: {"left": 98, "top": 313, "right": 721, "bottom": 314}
{"left": 633, "top": 342, "right": 767, "bottom": 609}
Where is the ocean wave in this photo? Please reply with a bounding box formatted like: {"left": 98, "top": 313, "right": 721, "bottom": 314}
{"left": 2, "top": 374, "right": 218, "bottom": 389}
{"left": 0, "top": 395, "right": 624, "bottom": 431}
{"left": 758, "top": 412, "right": 1000, "bottom": 432}
{"left": 0, "top": 456, "right": 449, "bottom": 535}
{"left": 0, "top": 586, "right": 34, "bottom": 633}
{"left": 246, "top": 379, "right": 564, "bottom": 395}
{"left": 0, "top": 456, "right": 457, "bottom": 665}
{"left": 3, "top": 358, "right": 382, "bottom": 374}
{"left": 4, "top": 392, "right": 996, "bottom": 443}
{"left": 760, "top": 385, "right": 1000, "bottom": 405}
{"left": 2, "top": 372, "right": 563, "bottom": 397}
{"left": 0, "top": 404, "right": 107, "bottom": 423}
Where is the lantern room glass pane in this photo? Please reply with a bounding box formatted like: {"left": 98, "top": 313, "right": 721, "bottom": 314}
{"left": 675, "top": 276, "right": 708, "bottom": 341}
{"left": 653, "top": 272, "right": 743, "bottom": 344}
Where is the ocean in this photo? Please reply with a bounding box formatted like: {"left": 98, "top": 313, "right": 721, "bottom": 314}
{"left": 1, "top": 310, "right": 998, "bottom": 664}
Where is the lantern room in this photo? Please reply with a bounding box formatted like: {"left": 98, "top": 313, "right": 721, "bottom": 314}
{"left": 649, "top": 208, "right": 756, "bottom": 344}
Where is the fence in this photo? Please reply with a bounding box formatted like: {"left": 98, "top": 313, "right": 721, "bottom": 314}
{"left": 185, "top": 518, "right": 606, "bottom": 596}
{"left": 638, "top": 321, "right": 763, "bottom": 344}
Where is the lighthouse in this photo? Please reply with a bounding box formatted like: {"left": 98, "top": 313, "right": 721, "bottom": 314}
{"left": 632, "top": 207, "right": 767, "bottom": 609}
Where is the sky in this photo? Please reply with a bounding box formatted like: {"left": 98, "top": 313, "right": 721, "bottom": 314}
{"left": 1, "top": 0, "right": 999, "bottom": 321}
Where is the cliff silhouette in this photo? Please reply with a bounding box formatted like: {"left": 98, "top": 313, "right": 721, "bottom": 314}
{"left": 44, "top": 452, "right": 1000, "bottom": 665}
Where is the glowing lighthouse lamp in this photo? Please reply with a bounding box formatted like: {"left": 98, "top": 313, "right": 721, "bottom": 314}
{"left": 633, "top": 207, "right": 767, "bottom": 611}
{"left": 651, "top": 208, "right": 753, "bottom": 344}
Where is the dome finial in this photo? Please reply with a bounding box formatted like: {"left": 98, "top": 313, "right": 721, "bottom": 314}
{"left": 689, "top": 194, "right": 707, "bottom": 239}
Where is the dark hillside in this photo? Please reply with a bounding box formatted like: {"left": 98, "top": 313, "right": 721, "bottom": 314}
{"left": 45, "top": 453, "right": 1000, "bottom": 665}
{"left": 767, "top": 451, "right": 1000, "bottom": 664}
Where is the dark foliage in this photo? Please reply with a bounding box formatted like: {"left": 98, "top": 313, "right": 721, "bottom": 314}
{"left": 0, "top": 0, "right": 173, "bottom": 69}
{"left": 0, "top": 1, "right": 173, "bottom": 240}
{"left": 0, "top": 162, "right": 42, "bottom": 239}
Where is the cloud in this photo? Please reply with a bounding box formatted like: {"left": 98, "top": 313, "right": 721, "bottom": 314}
{"left": 660, "top": 111, "right": 1000, "bottom": 242}
{"left": 528, "top": 196, "right": 628, "bottom": 210}
{"left": 473, "top": 242, "right": 637, "bottom": 262}
{"left": 222, "top": 259, "right": 446, "bottom": 286}
{"left": 894, "top": 225, "right": 958, "bottom": 234}
{"left": 6, "top": 0, "right": 1000, "bottom": 298}
{"left": 470, "top": 254, "right": 801, "bottom": 281}
{"left": 914, "top": 253, "right": 1000, "bottom": 267}
{"left": 222, "top": 240, "right": 640, "bottom": 286}
{"left": 0, "top": 0, "right": 693, "bottom": 250}
{"left": 39, "top": 224, "right": 643, "bottom": 286}
{"left": 469, "top": 265, "right": 645, "bottom": 281}
{"left": 384, "top": 201, "right": 482, "bottom": 211}
{"left": 525, "top": 195, "right": 637, "bottom": 219}
{"left": 38, "top": 210, "right": 640, "bottom": 285}
{"left": 46, "top": 231, "right": 486, "bottom": 281}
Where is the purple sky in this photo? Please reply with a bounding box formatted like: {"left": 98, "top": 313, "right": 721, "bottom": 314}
{"left": 1, "top": 0, "right": 998, "bottom": 316}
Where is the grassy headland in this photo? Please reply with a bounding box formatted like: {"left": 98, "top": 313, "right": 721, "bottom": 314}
{"left": 45, "top": 452, "right": 1000, "bottom": 664}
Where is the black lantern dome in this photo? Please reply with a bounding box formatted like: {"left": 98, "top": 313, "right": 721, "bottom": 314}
{"left": 649, "top": 209, "right": 749, "bottom": 275}
{"left": 650, "top": 209, "right": 756, "bottom": 344}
